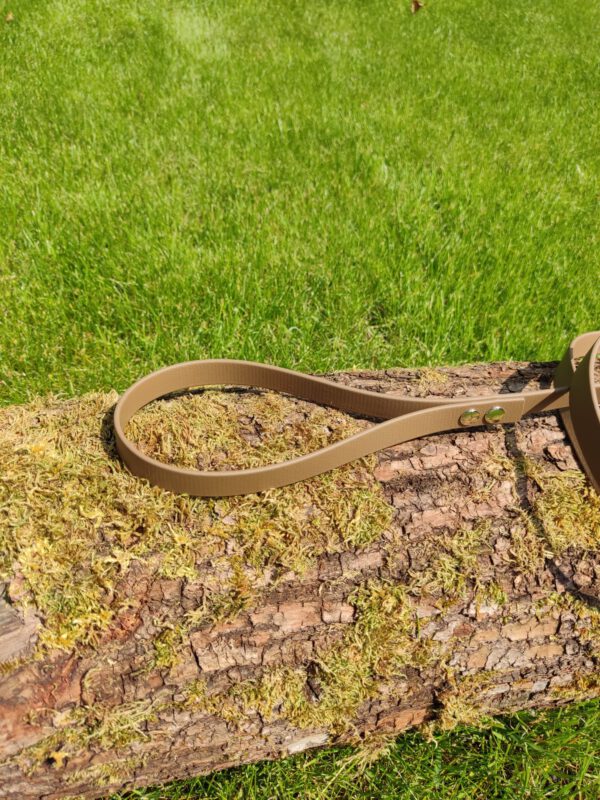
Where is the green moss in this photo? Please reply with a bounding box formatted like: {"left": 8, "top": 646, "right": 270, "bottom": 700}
{"left": 414, "top": 368, "right": 450, "bottom": 394}
{"left": 435, "top": 695, "right": 493, "bottom": 733}
{"left": 64, "top": 755, "right": 147, "bottom": 788}
{"left": 475, "top": 580, "right": 508, "bottom": 608}
{"left": 538, "top": 592, "right": 600, "bottom": 648}
{"left": 20, "top": 699, "right": 160, "bottom": 774}
{"left": 434, "top": 693, "right": 495, "bottom": 733}
{"left": 430, "top": 671, "right": 499, "bottom": 734}
{"left": 0, "top": 390, "right": 392, "bottom": 657}
{"left": 292, "top": 582, "right": 436, "bottom": 733}
{"left": 0, "top": 656, "right": 28, "bottom": 676}
{"left": 185, "top": 580, "right": 441, "bottom": 736}
{"left": 520, "top": 457, "right": 600, "bottom": 555}
{"left": 126, "top": 388, "right": 371, "bottom": 472}
{"left": 551, "top": 674, "right": 600, "bottom": 702}
{"left": 410, "top": 522, "right": 491, "bottom": 602}
{"left": 174, "top": 520, "right": 517, "bottom": 738}
{"left": 507, "top": 509, "right": 547, "bottom": 578}
{"left": 151, "top": 623, "right": 188, "bottom": 671}
{"left": 6, "top": 390, "right": 598, "bottom": 770}
{"left": 481, "top": 452, "right": 600, "bottom": 579}
{"left": 150, "top": 559, "right": 258, "bottom": 670}
{"left": 68, "top": 701, "right": 158, "bottom": 750}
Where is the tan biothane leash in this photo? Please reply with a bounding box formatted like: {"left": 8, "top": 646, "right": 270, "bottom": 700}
{"left": 113, "top": 331, "right": 600, "bottom": 498}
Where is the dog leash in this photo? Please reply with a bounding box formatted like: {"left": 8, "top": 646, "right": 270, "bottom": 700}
{"left": 113, "top": 331, "right": 600, "bottom": 498}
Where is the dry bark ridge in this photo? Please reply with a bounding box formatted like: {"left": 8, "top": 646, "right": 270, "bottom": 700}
{"left": 0, "top": 359, "right": 599, "bottom": 800}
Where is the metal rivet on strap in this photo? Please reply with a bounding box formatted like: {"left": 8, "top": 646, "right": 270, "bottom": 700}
{"left": 459, "top": 408, "right": 481, "bottom": 426}
{"left": 484, "top": 405, "right": 506, "bottom": 424}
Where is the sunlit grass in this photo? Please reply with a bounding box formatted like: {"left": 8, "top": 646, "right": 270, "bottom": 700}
{"left": 1, "top": 0, "right": 599, "bottom": 797}
{"left": 1, "top": 0, "right": 599, "bottom": 406}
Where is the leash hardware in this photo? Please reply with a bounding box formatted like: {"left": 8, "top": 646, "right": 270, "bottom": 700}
{"left": 484, "top": 405, "right": 506, "bottom": 424}
{"left": 458, "top": 408, "right": 481, "bottom": 426}
{"left": 112, "top": 331, "right": 600, "bottom": 497}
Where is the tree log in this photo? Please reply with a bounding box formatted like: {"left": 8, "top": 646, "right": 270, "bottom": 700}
{"left": 1, "top": 359, "right": 599, "bottom": 800}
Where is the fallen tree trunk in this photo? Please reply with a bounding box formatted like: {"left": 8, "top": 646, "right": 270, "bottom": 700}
{"left": 0, "top": 359, "right": 599, "bottom": 799}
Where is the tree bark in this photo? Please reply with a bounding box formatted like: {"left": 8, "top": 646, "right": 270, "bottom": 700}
{"left": 1, "top": 359, "right": 599, "bottom": 800}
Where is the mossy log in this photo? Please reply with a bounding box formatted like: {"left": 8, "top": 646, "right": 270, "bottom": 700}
{"left": 1, "top": 359, "right": 599, "bottom": 800}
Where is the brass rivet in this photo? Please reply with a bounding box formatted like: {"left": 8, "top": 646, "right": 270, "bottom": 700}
{"left": 484, "top": 405, "right": 506, "bottom": 424}
{"left": 459, "top": 408, "right": 481, "bottom": 426}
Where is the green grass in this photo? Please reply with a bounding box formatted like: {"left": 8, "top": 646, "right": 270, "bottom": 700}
{"left": 1, "top": 0, "right": 600, "bottom": 405}
{"left": 1, "top": 0, "right": 600, "bottom": 797}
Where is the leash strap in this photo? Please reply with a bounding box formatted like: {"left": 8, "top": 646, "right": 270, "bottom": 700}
{"left": 113, "top": 332, "right": 600, "bottom": 497}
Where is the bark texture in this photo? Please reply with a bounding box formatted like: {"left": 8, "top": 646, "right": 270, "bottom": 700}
{"left": 1, "top": 360, "right": 599, "bottom": 800}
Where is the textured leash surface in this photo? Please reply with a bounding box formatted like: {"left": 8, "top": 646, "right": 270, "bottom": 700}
{"left": 113, "top": 332, "right": 600, "bottom": 497}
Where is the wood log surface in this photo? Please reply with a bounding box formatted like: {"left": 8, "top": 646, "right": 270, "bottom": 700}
{"left": 0, "top": 359, "right": 599, "bottom": 800}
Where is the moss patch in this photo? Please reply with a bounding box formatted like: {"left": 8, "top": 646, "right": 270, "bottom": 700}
{"left": 429, "top": 671, "right": 499, "bottom": 734}
{"left": 507, "top": 509, "right": 547, "bottom": 578}
{"left": 4, "top": 391, "right": 600, "bottom": 777}
{"left": 125, "top": 387, "right": 370, "bottom": 471}
{"left": 551, "top": 673, "right": 600, "bottom": 702}
{"left": 538, "top": 592, "right": 600, "bottom": 649}
{"left": 410, "top": 522, "right": 492, "bottom": 603}
{"left": 414, "top": 368, "right": 450, "bottom": 394}
{"left": 177, "top": 517, "right": 514, "bottom": 738}
{"left": 182, "top": 579, "right": 440, "bottom": 736}
{"left": 522, "top": 458, "right": 600, "bottom": 555}
{"left": 64, "top": 754, "right": 147, "bottom": 788}
{"left": 20, "top": 583, "right": 426, "bottom": 776}
{"left": 0, "top": 390, "right": 392, "bottom": 656}
{"left": 481, "top": 452, "right": 600, "bottom": 578}
{"left": 21, "top": 699, "right": 160, "bottom": 774}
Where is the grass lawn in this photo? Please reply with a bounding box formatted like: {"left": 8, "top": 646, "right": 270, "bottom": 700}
{"left": 1, "top": 0, "right": 599, "bottom": 797}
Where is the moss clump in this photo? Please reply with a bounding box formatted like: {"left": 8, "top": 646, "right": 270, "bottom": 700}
{"left": 475, "top": 580, "right": 508, "bottom": 609}
{"left": 0, "top": 656, "right": 28, "bottom": 676}
{"left": 151, "top": 557, "right": 258, "bottom": 670}
{"left": 126, "top": 387, "right": 371, "bottom": 471}
{"left": 538, "top": 591, "right": 600, "bottom": 648}
{"left": 521, "top": 458, "right": 600, "bottom": 555}
{"left": 210, "top": 465, "right": 392, "bottom": 577}
{"left": 430, "top": 671, "right": 499, "bottom": 734}
{"left": 64, "top": 754, "right": 147, "bottom": 788}
{"left": 21, "top": 699, "right": 160, "bottom": 774}
{"left": 185, "top": 580, "right": 440, "bottom": 736}
{"left": 415, "top": 368, "right": 450, "bottom": 394}
{"left": 0, "top": 389, "right": 392, "bottom": 656}
{"left": 551, "top": 673, "right": 600, "bottom": 702}
{"left": 410, "top": 522, "right": 491, "bottom": 602}
{"left": 180, "top": 521, "right": 504, "bottom": 737}
{"left": 481, "top": 452, "right": 600, "bottom": 578}
{"left": 434, "top": 693, "right": 494, "bottom": 732}
{"left": 299, "top": 582, "right": 437, "bottom": 732}
{"left": 151, "top": 622, "right": 189, "bottom": 671}
{"left": 506, "top": 509, "right": 547, "bottom": 578}
{"left": 179, "top": 669, "right": 309, "bottom": 727}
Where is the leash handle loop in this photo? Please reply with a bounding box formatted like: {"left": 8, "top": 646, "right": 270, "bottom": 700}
{"left": 113, "top": 333, "right": 600, "bottom": 497}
